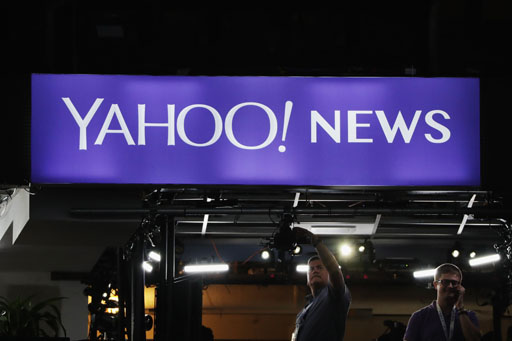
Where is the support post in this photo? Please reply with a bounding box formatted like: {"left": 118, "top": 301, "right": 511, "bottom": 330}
{"left": 130, "top": 235, "right": 146, "bottom": 340}
{"left": 155, "top": 215, "right": 175, "bottom": 340}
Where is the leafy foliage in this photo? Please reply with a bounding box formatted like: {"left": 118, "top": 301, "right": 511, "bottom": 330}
{"left": 0, "top": 295, "right": 67, "bottom": 337}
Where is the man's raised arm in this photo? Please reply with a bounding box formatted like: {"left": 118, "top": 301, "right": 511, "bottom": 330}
{"left": 294, "top": 227, "right": 346, "bottom": 292}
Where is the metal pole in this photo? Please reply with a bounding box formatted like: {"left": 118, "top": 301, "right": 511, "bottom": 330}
{"left": 130, "top": 236, "right": 146, "bottom": 340}
{"left": 492, "top": 298, "right": 502, "bottom": 341}
{"left": 71, "top": 207, "right": 511, "bottom": 217}
{"left": 116, "top": 248, "right": 127, "bottom": 341}
{"left": 155, "top": 215, "right": 175, "bottom": 340}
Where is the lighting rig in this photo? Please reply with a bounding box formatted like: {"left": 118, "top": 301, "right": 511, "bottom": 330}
{"left": 83, "top": 209, "right": 166, "bottom": 340}
{"left": 493, "top": 219, "right": 512, "bottom": 306}
{"left": 83, "top": 247, "right": 124, "bottom": 341}
{"left": 266, "top": 213, "right": 308, "bottom": 265}
{"left": 268, "top": 214, "right": 297, "bottom": 254}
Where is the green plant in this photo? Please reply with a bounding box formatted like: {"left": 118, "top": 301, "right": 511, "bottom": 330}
{"left": 0, "top": 295, "right": 67, "bottom": 337}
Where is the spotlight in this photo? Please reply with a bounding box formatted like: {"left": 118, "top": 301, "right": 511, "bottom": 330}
{"left": 145, "top": 314, "right": 154, "bottom": 331}
{"left": 270, "top": 214, "right": 296, "bottom": 254}
{"left": 292, "top": 245, "right": 302, "bottom": 255}
{"left": 106, "top": 295, "right": 119, "bottom": 315}
{"left": 413, "top": 268, "right": 436, "bottom": 278}
{"left": 469, "top": 251, "right": 477, "bottom": 258}
{"left": 261, "top": 250, "right": 271, "bottom": 260}
{"left": 469, "top": 254, "right": 500, "bottom": 267}
{"left": 148, "top": 251, "right": 161, "bottom": 262}
{"left": 142, "top": 261, "right": 153, "bottom": 272}
{"left": 450, "top": 242, "right": 462, "bottom": 259}
{"left": 340, "top": 243, "right": 353, "bottom": 257}
{"left": 358, "top": 245, "right": 366, "bottom": 253}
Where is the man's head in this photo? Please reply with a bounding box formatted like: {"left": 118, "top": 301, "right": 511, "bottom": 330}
{"left": 307, "top": 256, "right": 329, "bottom": 294}
{"left": 433, "top": 263, "right": 463, "bottom": 304}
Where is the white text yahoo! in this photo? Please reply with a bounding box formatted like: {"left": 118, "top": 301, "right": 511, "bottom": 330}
{"left": 62, "top": 98, "right": 451, "bottom": 151}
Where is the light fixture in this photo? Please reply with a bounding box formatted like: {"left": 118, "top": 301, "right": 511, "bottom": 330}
{"left": 296, "top": 264, "right": 308, "bottom": 273}
{"left": 142, "top": 261, "right": 153, "bottom": 273}
{"left": 148, "top": 251, "right": 161, "bottom": 262}
{"left": 183, "top": 264, "right": 229, "bottom": 273}
{"left": 457, "top": 193, "right": 477, "bottom": 235}
{"left": 201, "top": 214, "right": 209, "bottom": 235}
{"left": 413, "top": 268, "right": 436, "bottom": 278}
{"left": 310, "top": 227, "right": 357, "bottom": 235}
{"left": 469, "top": 251, "right": 477, "bottom": 258}
{"left": 106, "top": 292, "right": 119, "bottom": 315}
{"left": 261, "top": 250, "right": 271, "bottom": 260}
{"left": 358, "top": 245, "right": 366, "bottom": 253}
{"left": 469, "top": 254, "right": 500, "bottom": 267}
{"left": 292, "top": 245, "right": 302, "bottom": 255}
{"left": 293, "top": 192, "right": 300, "bottom": 208}
{"left": 339, "top": 243, "right": 353, "bottom": 257}
{"left": 451, "top": 250, "right": 460, "bottom": 258}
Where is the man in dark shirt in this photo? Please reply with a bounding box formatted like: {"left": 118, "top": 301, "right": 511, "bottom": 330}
{"left": 292, "top": 228, "right": 351, "bottom": 341}
{"left": 404, "top": 263, "right": 481, "bottom": 341}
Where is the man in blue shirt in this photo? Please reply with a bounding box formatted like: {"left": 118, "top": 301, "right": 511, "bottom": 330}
{"left": 404, "top": 263, "right": 481, "bottom": 341}
{"left": 292, "top": 228, "right": 351, "bottom": 341}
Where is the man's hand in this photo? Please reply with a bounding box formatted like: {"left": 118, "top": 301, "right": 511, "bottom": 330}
{"left": 293, "top": 226, "right": 320, "bottom": 246}
{"left": 455, "top": 285, "right": 465, "bottom": 310}
{"left": 294, "top": 226, "right": 345, "bottom": 292}
{"left": 455, "top": 285, "right": 481, "bottom": 341}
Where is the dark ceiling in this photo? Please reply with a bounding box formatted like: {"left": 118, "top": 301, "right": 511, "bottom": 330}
{"left": 2, "top": 2, "right": 512, "bottom": 286}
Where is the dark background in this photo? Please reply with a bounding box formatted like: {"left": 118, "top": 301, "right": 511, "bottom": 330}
{"left": 3, "top": 1, "right": 512, "bottom": 194}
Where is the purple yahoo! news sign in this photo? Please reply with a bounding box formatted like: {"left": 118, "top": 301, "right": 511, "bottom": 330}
{"left": 31, "top": 74, "right": 480, "bottom": 186}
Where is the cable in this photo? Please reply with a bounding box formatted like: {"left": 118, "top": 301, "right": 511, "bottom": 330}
{"left": 210, "top": 239, "right": 225, "bottom": 263}
{"left": 241, "top": 248, "right": 265, "bottom": 265}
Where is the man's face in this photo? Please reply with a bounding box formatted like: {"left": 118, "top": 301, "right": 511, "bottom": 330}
{"left": 434, "top": 272, "right": 462, "bottom": 304}
{"left": 307, "top": 259, "right": 329, "bottom": 291}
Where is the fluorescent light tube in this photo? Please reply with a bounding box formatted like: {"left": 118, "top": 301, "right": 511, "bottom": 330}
{"left": 413, "top": 269, "right": 436, "bottom": 278}
{"left": 184, "top": 264, "right": 229, "bottom": 273}
{"left": 296, "top": 264, "right": 308, "bottom": 273}
{"left": 469, "top": 254, "right": 500, "bottom": 267}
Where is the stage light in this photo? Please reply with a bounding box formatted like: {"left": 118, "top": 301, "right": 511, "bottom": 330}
{"left": 106, "top": 294, "right": 119, "bottom": 315}
{"left": 339, "top": 243, "right": 353, "bottom": 257}
{"left": 292, "top": 245, "right": 302, "bottom": 255}
{"left": 261, "top": 250, "right": 270, "bottom": 260}
{"left": 145, "top": 314, "right": 154, "bottom": 331}
{"left": 148, "top": 251, "right": 161, "bottom": 262}
{"left": 184, "top": 263, "right": 229, "bottom": 273}
{"left": 469, "top": 251, "right": 477, "bottom": 258}
{"left": 296, "top": 264, "right": 308, "bottom": 272}
{"left": 451, "top": 250, "right": 460, "bottom": 258}
{"left": 142, "top": 261, "right": 153, "bottom": 272}
{"left": 358, "top": 245, "right": 366, "bottom": 253}
{"left": 469, "top": 254, "right": 500, "bottom": 267}
{"left": 413, "top": 268, "right": 436, "bottom": 278}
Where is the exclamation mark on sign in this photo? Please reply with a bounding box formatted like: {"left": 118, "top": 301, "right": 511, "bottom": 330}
{"left": 279, "top": 101, "right": 293, "bottom": 152}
